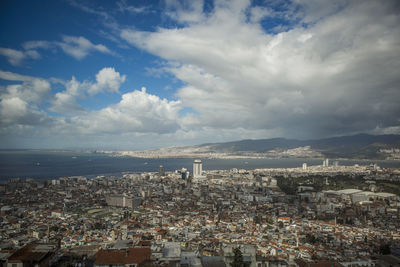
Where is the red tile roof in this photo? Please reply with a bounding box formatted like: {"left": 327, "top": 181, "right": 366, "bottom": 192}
{"left": 7, "top": 243, "right": 55, "bottom": 264}
{"left": 95, "top": 247, "right": 151, "bottom": 265}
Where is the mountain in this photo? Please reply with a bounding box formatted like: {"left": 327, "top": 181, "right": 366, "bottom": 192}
{"left": 196, "top": 134, "right": 400, "bottom": 159}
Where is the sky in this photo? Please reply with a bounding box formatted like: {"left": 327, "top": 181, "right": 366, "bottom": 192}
{"left": 0, "top": 0, "right": 399, "bottom": 150}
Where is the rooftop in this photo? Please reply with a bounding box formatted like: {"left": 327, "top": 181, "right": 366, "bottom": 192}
{"left": 94, "top": 247, "right": 151, "bottom": 265}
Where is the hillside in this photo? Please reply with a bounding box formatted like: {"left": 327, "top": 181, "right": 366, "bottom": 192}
{"left": 195, "top": 134, "right": 400, "bottom": 159}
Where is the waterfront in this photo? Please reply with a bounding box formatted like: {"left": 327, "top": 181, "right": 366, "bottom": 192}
{"left": 1, "top": 150, "right": 400, "bottom": 180}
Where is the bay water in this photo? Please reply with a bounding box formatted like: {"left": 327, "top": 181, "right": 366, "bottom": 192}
{"left": 1, "top": 150, "right": 399, "bottom": 181}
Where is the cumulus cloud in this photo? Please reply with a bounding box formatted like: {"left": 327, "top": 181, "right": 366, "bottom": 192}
{"left": 0, "top": 68, "right": 182, "bottom": 148}
{"left": 0, "top": 68, "right": 176, "bottom": 136}
{"left": 0, "top": 71, "right": 51, "bottom": 126}
{"left": 0, "top": 71, "right": 51, "bottom": 103}
{"left": 121, "top": 0, "right": 400, "bottom": 139}
{"left": 0, "top": 97, "right": 28, "bottom": 124}
{"left": 2, "top": 0, "right": 400, "bottom": 149}
{"left": 72, "top": 87, "right": 181, "bottom": 134}
{"left": 49, "top": 77, "right": 86, "bottom": 114}
{"left": 88, "top": 67, "right": 126, "bottom": 95}
{"left": 50, "top": 67, "right": 126, "bottom": 114}
{"left": 0, "top": 47, "right": 40, "bottom": 66}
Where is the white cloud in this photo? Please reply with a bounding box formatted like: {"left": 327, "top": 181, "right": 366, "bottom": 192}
{"left": 1, "top": 0, "right": 400, "bottom": 149}
{"left": 249, "top": 6, "right": 274, "bottom": 23}
{"left": 50, "top": 67, "right": 126, "bottom": 113}
{"left": 73, "top": 87, "right": 181, "bottom": 134}
{"left": 121, "top": 0, "right": 400, "bottom": 139}
{"left": 49, "top": 77, "right": 86, "bottom": 114}
{"left": 0, "top": 71, "right": 34, "bottom": 82}
{"left": 0, "top": 47, "right": 40, "bottom": 66}
{"left": 117, "top": 0, "right": 150, "bottom": 14}
{"left": 164, "top": 0, "right": 206, "bottom": 24}
{"left": 0, "top": 71, "right": 51, "bottom": 126}
{"left": 20, "top": 36, "right": 113, "bottom": 61}
{"left": 1, "top": 35, "right": 113, "bottom": 66}
{"left": 0, "top": 68, "right": 181, "bottom": 147}
{"left": 57, "top": 35, "right": 112, "bottom": 60}
{"left": 22, "top": 40, "right": 52, "bottom": 50}
{"left": 88, "top": 67, "right": 126, "bottom": 95}
{"left": 0, "top": 71, "right": 51, "bottom": 103}
{"left": 0, "top": 97, "right": 28, "bottom": 124}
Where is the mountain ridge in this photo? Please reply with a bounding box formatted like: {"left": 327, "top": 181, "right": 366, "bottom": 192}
{"left": 193, "top": 133, "right": 400, "bottom": 159}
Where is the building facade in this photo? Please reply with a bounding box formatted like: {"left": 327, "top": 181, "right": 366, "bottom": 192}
{"left": 193, "top": 160, "right": 202, "bottom": 178}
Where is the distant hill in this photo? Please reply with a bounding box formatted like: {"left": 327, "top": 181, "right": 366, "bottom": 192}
{"left": 196, "top": 134, "right": 400, "bottom": 159}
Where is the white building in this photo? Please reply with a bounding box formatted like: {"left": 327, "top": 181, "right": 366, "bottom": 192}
{"left": 323, "top": 158, "right": 329, "bottom": 167}
{"left": 193, "top": 159, "right": 203, "bottom": 178}
{"left": 302, "top": 163, "right": 307, "bottom": 170}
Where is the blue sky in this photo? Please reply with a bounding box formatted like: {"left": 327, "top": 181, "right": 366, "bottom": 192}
{"left": 0, "top": 0, "right": 399, "bottom": 149}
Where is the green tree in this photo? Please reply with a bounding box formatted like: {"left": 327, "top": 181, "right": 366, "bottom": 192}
{"left": 311, "top": 254, "right": 318, "bottom": 261}
{"left": 50, "top": 225, "right": 59, "bottom": 232}
{"left": 231, "top": 247, "right": 249, "bottom": 267}
{"left": 379, "top": 244, "right": 391, "bottom": 255}
{"left": 306, "top": 233, "right": 317, "bottom": 244}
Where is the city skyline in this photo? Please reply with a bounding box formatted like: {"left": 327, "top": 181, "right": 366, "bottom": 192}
{"left": 1, "top": 0, "right": 399, "bottom": 149}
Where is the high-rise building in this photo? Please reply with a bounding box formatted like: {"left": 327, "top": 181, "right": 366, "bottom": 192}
{"left": 159, "top": 165, "right": 165, "bottom": 176}
{"left": 302, "top": 163, "right": 307, "bottom": 170}
{"left": 333, "top": 161, "right": 339, "bottom": 167}
{"left": 193, "top": 159, "right": 202, "bottom": 178}
{"left": 323, "top": 158, "right": 329, "bottom": 167}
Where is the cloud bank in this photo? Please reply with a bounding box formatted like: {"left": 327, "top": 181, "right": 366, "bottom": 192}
{"left": 1, "top": 0, "right": 399, "bottom": 149}
{"left": 0, "top": 68, "right": 182, "bottom": 148}
{"left": 121, "top": 0, "right": 400, "bottom": 139}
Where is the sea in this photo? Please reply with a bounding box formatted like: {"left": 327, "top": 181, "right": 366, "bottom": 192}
{"left": 1, "top": 150, "right": 400, "bottom": 181}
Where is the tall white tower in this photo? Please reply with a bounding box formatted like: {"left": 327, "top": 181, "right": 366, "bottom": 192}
{"left": 193, "top": 159, "right": 202, "bottom": 178}
{"left": 323, "top": 158, "right": 329, "bottom": 167}
{"left": 302, "top": 163, "right": 307, "bottom": 170}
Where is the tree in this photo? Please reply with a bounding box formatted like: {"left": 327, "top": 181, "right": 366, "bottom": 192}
{"left": 379, "top": 244, "right": 391, "bottom": 255}
{"left": 231, "top": 247, "right": 249, "bottom": 267}
{"left": 50, "top": 225, "right": 59, "bottom": 232}
{"left": 306, "top": 233, "right": 317, "bottom": 244}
